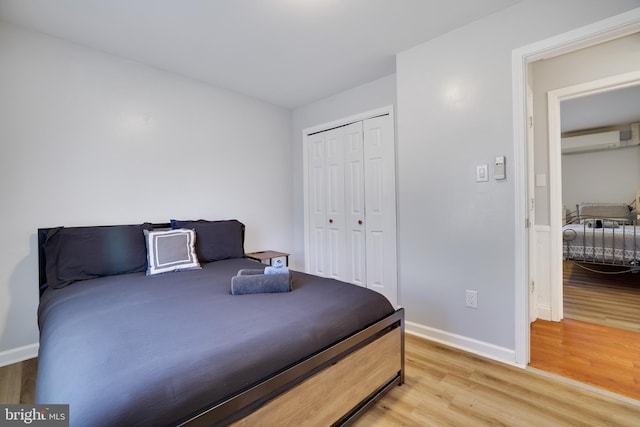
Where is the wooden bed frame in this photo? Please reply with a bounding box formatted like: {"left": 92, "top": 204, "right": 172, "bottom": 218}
{"left": 37, "top": 225, "right": 405, "bottom": 426}
{"left": 194, "top": 310, "right": 404, "bottom": 426}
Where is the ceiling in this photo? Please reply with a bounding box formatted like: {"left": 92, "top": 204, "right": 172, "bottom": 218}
{"left": 0, "top": 0, "right": 523, "bottom": 109}
{"left": 561, "top": 84, "right": 640, "bottom": 133}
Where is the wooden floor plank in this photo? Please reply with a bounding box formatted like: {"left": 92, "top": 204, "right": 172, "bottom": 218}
{"left": 529, "top": 260, "right": 640, "bottom": 401}
{"left": 354, "top": 334, "right": 640, "bottom": 426}
{"left": 19, "top": 358, "right": 38, "bottom": 404}
{"left": 563, "top": 261, "right": 640, "bottom": 332}
{"left": 530, "top": 318, "right": 640, "bottom": 401}
{"left": 0, "top": 362, "right": 22, "bottom": 404}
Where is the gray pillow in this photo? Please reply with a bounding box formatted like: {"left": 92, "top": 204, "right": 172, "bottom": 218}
{"left": 144, "top": 229, "right": 201, "bottom": 275}
{"left": 171, "top": 219, "right": 245, "bottom": 262}
{"left": 45, "top": 223, "right": 152, "bottom": 289}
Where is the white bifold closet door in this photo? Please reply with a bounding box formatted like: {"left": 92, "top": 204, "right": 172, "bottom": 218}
{"left": 307, "top": 114, "right": 397, "bottom": 306}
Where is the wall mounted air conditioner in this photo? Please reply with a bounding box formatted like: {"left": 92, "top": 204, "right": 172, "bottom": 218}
{"left": 561, "top": 122, "right": 640, "bottom": 154}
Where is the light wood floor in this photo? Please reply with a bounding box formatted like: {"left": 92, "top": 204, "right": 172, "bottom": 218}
{"left": 563, "top": 261, "right": 640, "bottom": 332}
{"left": 1, "top": 336, "right": 639, "bottom": 425}
{"left": 0, "top": 357, "right": 37, "bottom": 404}
{"left": 530, "top": 318, "right": 640, "bottom": 401}
{"left": 528, "top": 261, "right": 640, "bottom": 400}
{"left": 354, "top": 334, "right": 640, "bottom": 426}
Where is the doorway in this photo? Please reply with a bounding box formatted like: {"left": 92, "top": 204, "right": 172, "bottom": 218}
{"left": 511, "top": 9, "right": 640, "bottom": 366}
{"left": 546, "top": 71, "right": 640, "bottom": 321}
{"left": 528, "top": 76, "right": 640, "bottom": 400}
{"left": 559, "top": 84, "right": 640, "bottom": 330}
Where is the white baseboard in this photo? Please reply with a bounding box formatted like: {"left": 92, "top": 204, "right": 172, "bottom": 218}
{"left": 406, "top": 321, "right": 522, "bottom": 368}
{"left": 0, "top": 343, "right": 39, "bottom": 367}
{"left": 536, "top": 304, "right": 551, "bottom": 321}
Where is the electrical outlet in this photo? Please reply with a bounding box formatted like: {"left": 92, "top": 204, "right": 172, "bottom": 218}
{"left": 466, "top": 290, "right": 478, "bottom": 308}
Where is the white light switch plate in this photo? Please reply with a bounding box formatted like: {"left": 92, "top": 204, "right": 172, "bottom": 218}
{"left": 476, "top": 164, "right": 488, "bottom": 182}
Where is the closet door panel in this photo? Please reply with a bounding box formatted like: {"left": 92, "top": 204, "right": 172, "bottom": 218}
{"left": 344, "top": 122, "right": 366, "bottom": 286}
{"left": 311, "top": 227, "right": 325, "bottom": 276}
{"left": 367, "top": 231, "right": 385, "bottom": 293}
{"left": 349, "top": 230, "right": 366, "bottom": 286}
{"left": 363, "top": 115, "right": 397, "bottom": 306}
{"left": 306, "top": 111, "right": 397, "bottom": 306}
{"left": 324, "top": 128, "right": 346, "bottom": 279}
{"left": 308, "top": 132, "right": 326, "bottom": 275}
{"left": 328, "top": 228, "right": 342, "bottom": 279}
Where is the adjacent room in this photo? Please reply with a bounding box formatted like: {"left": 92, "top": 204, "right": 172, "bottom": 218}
{"left": 1, "top": 1, "right": 639, "bottom": 425}
{"left": 530, "top": 81, "right": 640, "bottom": 400}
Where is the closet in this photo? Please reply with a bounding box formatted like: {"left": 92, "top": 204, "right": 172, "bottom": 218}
{"left": 305, "top": 111, "right": 397, "bottom": 306}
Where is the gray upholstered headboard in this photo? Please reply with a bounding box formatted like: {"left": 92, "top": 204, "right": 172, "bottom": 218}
{"left": 576, "top": 203, "right": 634, "bottom": 223}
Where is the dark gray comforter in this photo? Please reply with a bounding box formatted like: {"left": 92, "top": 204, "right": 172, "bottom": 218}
{"left": 36, "top": 258, "right": 394, "bottom": 426}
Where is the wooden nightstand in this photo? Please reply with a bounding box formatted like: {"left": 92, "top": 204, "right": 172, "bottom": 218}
{"left": 245, "top": 250, "right": 289, "bottom": 266}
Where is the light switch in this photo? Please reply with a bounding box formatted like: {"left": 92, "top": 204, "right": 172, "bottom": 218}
{"left": 476, "top": 164, "right": 488, "bottom": 182}
{"left": 535, "top": 173, "right": 546, "bottom": 187}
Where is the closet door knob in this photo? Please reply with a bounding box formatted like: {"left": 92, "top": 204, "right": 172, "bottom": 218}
{"left": 329, "top": 219, "right": 333, "bottom": 224}
{"left": 358, "top": 220, "right": 363, "bottom": 225}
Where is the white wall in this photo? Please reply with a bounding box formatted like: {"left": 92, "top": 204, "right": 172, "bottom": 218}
{"left": 395, "top": 0, "right": 639, "bottom": 359}
{"left": 0, "top": 21, "right": 293, "bottom": 363}
{"left": 291, "top": 74, "right": 396, "bottom": 268}
{"left": 562, "top": 146, "right": 640, "bottom": 211}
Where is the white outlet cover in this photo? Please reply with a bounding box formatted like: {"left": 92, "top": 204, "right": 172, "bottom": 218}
{"left": 465, "top": 289, "right": 478, "bottom": 308}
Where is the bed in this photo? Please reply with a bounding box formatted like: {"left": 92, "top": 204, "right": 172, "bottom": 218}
{"left": 35, "top": 220, "right": 404, "bottom": 426}
{"left": 563, "top": 202, "right": 640, "bottom": 268}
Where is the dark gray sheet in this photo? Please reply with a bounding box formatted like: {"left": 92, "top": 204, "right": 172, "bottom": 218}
{"left": 36, "top": 258, "right": 394, "bottom": 426}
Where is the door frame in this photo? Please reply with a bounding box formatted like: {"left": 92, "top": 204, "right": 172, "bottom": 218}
{"left": 512, "top": 8, "right": 640, "bottom": 365}
{"left": 547, "top": 71, "right": 640, "bottom": 322}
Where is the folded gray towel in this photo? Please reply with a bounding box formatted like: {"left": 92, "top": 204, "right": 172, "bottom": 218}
{"left": 231, "top": 270, "right": 292, "bottom": 295}
{"left": 237, "top": 269, "right": 266, "bottom": 276}
{"left": 265, "top": 265, "right": 289, "bottom": 275}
